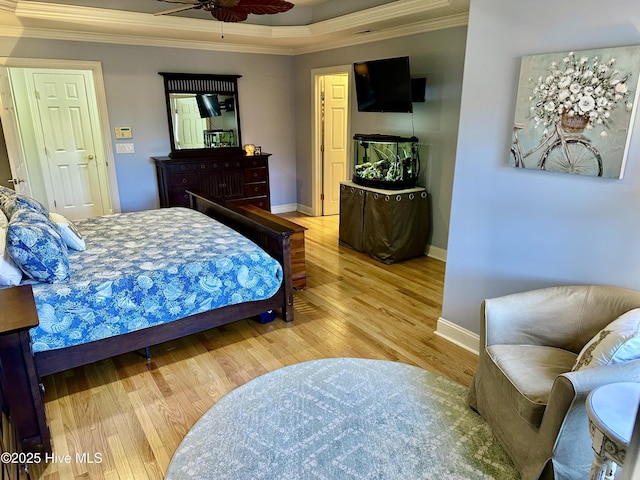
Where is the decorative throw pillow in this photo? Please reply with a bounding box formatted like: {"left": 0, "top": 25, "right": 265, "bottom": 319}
{"left": 0, "top": 185, "right": 15, "bottom": 196}
{"left": 0, "top": 210, "right": 23, "bottom": 286}
{"left": 6, "top": 208, "right": 69, "bottom": 283}
{"left": 572, "top": 308, "right": 640, "bottom": 370}
{"left": 2, "top": 193, "right": 48, "bottom": 220}
{"left": 0, "top": 187, "right": 16, "bottom": 218}
{"left": 49, "top": 212, "right": 86, "bottom": 251}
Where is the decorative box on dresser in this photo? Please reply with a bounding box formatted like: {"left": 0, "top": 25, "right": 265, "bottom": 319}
{"left": 153, "top": 153, "right": 271, "bottom": 209}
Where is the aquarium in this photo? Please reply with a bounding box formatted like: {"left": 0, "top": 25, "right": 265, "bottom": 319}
{"left": 352, "top": 134, "right": 419, "bottom": 189}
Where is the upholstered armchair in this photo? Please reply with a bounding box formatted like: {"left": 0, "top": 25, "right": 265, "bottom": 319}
{"left": 467, "top": 285, "right": 640, "bottom": 480}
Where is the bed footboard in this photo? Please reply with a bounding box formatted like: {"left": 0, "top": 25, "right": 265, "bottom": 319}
{"left": 187, "top": 190, "right": 294, "bottom": 322}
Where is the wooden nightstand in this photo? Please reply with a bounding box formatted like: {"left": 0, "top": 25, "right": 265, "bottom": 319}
{"left": 0, "top": 285, "right": 51, "bottom": 460}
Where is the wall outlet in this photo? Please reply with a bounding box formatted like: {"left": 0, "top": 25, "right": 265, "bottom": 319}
{"left": 116, "top": 143, "right": 135, "bottom": 154}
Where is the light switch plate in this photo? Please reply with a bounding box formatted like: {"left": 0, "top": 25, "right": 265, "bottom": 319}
{"left": 116, "top": 143, "right": 135, "bottom": 154}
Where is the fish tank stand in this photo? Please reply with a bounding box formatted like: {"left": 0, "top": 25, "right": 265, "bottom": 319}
{"left": 338, "top": 181, "right": 430, "bottom": 264}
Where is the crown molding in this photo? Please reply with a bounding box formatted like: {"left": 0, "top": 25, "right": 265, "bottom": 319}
{"left": 0, "top": 25, "right": 297, "bottom": 55}
{"left": 293, "top": 12, "right": 468, "bottom": 55}
{"left": 1, "top": 0, "right": 468, "bottom": 55}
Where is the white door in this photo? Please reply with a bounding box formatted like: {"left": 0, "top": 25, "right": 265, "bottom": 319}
{"left": 174, "top": 96, "right": 206, "bottom": 149}
{"left": 30, "top": 70, "right": 107, "bottom": 220}
{"left": 322, "top": 74, "right": 349, "bottom": 216}
{"left": 0, "top": 67, "right": 31, "bottom": 196}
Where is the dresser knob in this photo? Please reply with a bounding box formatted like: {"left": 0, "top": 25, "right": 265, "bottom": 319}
{"left": 253, "top": 172, "right": 258, "bottom": 177}
{"left": 182, "top": 178, "right": 188, "bottom": 184}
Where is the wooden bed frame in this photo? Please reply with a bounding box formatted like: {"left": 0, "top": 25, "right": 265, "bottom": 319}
{"left": 0, "top": 191, "right": 294, "bottom": 455}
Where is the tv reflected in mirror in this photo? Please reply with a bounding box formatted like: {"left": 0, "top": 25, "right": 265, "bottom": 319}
{"left": 159, "top": 72, "right": 242, "bottom": 157}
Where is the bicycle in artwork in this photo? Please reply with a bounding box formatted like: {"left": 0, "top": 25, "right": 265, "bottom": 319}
{"left": 510, "top": 116, "right": 602, "bottom": 176}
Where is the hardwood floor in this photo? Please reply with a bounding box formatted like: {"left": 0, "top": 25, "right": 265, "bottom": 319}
{"left": 31, "top": 213, "right": 478, "bottom": 480}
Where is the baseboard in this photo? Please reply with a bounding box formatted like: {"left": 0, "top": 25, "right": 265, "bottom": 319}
{"left": 435, "top": 317, "right": 479, "bottom": 355}
{"left": 271, "top": 203, "right": 298, "bottom": 214}
{"left": 296, "top": 204, "right": 314, "bottom": 216}
{"left": 425, "top": 245, "right": 447, "bottom": 262}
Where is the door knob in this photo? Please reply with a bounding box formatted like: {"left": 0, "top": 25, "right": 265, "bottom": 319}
{"left": 7, "top": 178, "right": 24, "bottom": 185}
{"left": 86, "top": 154, "right": 95, "bottom": 160}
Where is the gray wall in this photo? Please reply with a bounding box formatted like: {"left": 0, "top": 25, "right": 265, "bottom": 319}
{"left": 442, "top": 0, "right": 640, "bottom": 334}
{"left": 293, "top": 27, "right": 467, "bottom": 251}
{"left": 0, "top": 39, "right": 297, "bottom": 212}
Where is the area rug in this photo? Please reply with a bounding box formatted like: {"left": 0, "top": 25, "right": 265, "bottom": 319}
{"left": 165, "top": 358, "right": 518, "bottom": 479}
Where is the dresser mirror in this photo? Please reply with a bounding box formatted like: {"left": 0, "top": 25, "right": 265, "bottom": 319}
{"left": 159, "top": 72, "right": 242, "bottom": 157}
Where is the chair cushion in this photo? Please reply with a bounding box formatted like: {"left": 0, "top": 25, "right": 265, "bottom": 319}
{"left": 487, "top": 344, "right": 577, "bottom": 427}
{"left": 572, "top": 308, "right": 640, "bottom": 370}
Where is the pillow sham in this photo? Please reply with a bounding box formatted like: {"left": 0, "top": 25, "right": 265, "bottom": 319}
{"left": 2, "top": 193, "right": 48, "bottom": 220}
{"left": 0, "top": 186, "right": 16, "bottom": 218}
{"left": 6, "top": 208, "right": 69, "bottom": 283}
{"left": 49, "top": 212, "right": 86, "bottom": 251}
{"left": 0, "top": 210, "right": 23, "bottom": 286}
{"left": 572, "top": 308, "right": 640, "bottom": 370}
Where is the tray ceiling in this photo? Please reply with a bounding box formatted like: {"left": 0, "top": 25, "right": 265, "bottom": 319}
{"left": 0, "top": 0, "right": 470, "bottom": 55}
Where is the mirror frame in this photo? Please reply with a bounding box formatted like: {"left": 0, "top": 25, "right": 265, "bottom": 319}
{"left": 159, "top": 72, "right": 243, "bottom": 158}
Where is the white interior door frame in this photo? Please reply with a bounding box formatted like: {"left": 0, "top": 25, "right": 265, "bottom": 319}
{"left": 0, "top": 57, "right": 120, "bottom": 213}
{"left": 311, "top": 65, "right": 351, "bottom": 217}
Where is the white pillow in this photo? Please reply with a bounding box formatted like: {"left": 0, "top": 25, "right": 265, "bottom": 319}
{"left": 572, "top": 308, "right": 640, "bottom": 370}
{"left": 49, "top": 212, "right": 86, "bottom": 251}
{"left": 0, "top": 210, "right": 23, "bottom": 286}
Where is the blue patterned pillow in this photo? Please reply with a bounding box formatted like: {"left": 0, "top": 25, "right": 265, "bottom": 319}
{"left": 0, "top": 186, "right": 16, "bottom": 218}
{"left": 6, "top": 208, "right": 69, "bottom": 283}
{"left": 2, "top": 193, "right": 48, "bottom": 220}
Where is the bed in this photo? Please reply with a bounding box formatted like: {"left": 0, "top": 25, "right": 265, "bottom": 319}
{"left": 0, "top": 190, "right": 294, "bottom": 455}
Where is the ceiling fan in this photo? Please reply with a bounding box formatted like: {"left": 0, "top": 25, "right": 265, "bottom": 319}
{"left": 155, "top": 0, "right": 295, "bottom": 23}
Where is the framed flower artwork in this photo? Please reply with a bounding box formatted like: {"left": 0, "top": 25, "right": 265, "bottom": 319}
{"left": 510, "top": 45, "right": 640, "bottom": 178}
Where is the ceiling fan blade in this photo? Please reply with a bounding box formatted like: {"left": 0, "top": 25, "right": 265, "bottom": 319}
{"left": 235, "top": 0, "right": 294, "bottom": 15}
{"left": 217, "top": 0, "right": 241, "bottom": 6}
{"left": 154, "top": 4, "right": 201, "bottom": 15}
{"left": 210, "top": 7, "right": 248, "bottom": 22}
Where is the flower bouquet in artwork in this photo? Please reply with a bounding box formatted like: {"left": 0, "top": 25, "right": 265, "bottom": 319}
{"left": 529, "top": 51, "right": 633, "bottom": 136}
{"left": 510, "top": 45, "right": 640, "bottom": 179}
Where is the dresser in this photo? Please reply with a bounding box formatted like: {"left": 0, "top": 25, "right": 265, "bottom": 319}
{"left": 153, "top": 153, "right": 271, "bottom": 209}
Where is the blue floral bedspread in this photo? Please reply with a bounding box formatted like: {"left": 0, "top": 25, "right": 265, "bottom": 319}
{"left": 28, "top": 208, "right": 283, "bottom": 353}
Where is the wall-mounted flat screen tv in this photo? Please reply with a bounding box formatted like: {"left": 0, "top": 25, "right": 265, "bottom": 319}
{"left": 353, "top": 56, "right": 412, "bottom": 113}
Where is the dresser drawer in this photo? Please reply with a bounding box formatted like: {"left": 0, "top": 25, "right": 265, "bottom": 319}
{"left": 168, "top": 163, "right": 197, "bottom": 173}
{"left": 244, "top": 182, "right": 268, "bottom": 197}
{"left": 170, "top": 173, "right": 198, "bottom": 187}
{"left": 247, "top": 157, "right": 267, "bottom": 168}
{"left": 170, "top": 190, "right": 192, "bottom": 206}
{"left": 197, "top": 161, "right": 223, "bottom": 171}
{"left": 245, "top": 167, "right": 267, "bottom": 183}
{"left": 228, "top": 196, "right": 270, "bottom": 210}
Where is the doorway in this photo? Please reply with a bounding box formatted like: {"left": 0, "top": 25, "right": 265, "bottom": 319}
{"left": 0, "top": 58, "right": 119, "bottom": 219}
{"left": 311, "top": 66, "right": 350, "bottom": 216}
